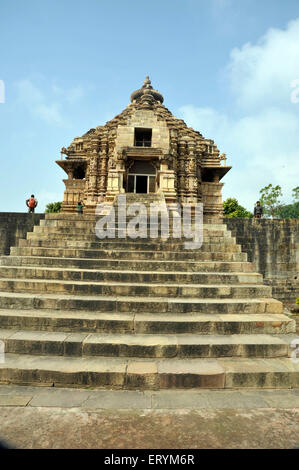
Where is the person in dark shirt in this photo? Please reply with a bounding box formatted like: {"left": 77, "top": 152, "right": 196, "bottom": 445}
{"left": 77, "top": 201, "right": 85, "bottom": 214}
{"left": 254, "top": 201, "right": 263, "bottom": 218}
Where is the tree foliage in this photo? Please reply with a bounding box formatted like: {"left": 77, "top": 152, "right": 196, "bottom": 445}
{"left": 292, "top": 186, "right": 299, "bottom": 203}
{"left": 277, "top": 202, "right": 299, "bottom": 219}
{"left": 45, "top": 202, "right": 62, "bottom": 213}
{"left": 223, "top": 198, "right": 253, "bottom": 218}
{"left": 258, "top": 185, "right": 299, "bottom": 219}
{"left": 259, "top": 184, "right": 283, "bottom": 218}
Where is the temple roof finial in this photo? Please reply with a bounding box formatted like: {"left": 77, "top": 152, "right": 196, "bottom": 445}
{"left": 130, "top": 77, "right": 164, "bottom": 104}
{"left": 143, "top": 76, "right": 152, "bottom": 89}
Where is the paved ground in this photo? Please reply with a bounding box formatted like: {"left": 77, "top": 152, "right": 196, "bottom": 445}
{"left": 0, "top": 385, "right": 298, "bottom": 449}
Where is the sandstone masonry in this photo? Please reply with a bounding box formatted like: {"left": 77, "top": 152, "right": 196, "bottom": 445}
{"left": 56, "top": 77, "right": 231, "bottom": 217}
{"left": 224, "top": 218, "right": 299, "bottom": 304}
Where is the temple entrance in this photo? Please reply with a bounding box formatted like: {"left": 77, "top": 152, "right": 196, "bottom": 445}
{"left": 127, "top": 160, "right": 156, "bottom": 194}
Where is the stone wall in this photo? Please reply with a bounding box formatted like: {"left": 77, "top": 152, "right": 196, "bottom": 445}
{"left": 0, "top": 213, "right": 45, "bottom": 255}
{"left": 223, "top": 218, "right": 299, "bottom": 304}
{"left": 115, "top": 109, "right": 170, "bottom": 154}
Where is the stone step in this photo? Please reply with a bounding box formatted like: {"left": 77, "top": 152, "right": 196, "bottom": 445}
{"left": 0, "top": 266, "right": 263, "bottom": 284}
{"left": 2, "top": 211, "right": 294, "bottom": 392}
{"left": 44, "top": 215, "right": 227, "bottom": 231}
{"left": 37, "top": 218, "right": 230, "bottom": 229}
{"left": 44, "top": 213, "right": 222, "bottom": 222}
{"left": 41, "top": 216, "right": 204, "bottom": 223}
{"left": 10, "top": 247, "right": 246, "bottom": 261}
{"left": 16, "top": 240, "right": 242, "bottom": 254}
{"left": 0, "top": 329, "right": 294, "bottom": 358}
{"left": 33, "top": 225, "right": 229, "bottom": 236}
{"left": 26, "top": 230, "right": 233, "bottom": 242}
{"left": 0, "top": 309, "right": 294, "bottom": 335}
{"left": 0, "top": 255, "right": 256, "bottom": 272}
{"left": 38, "top": 226, "right": 226, "bottom": 238}
{"left": 0, "top": 278, "right": 272, "bottom": 298}
{"left": 0, "top": 291, "right": 283, "bottom": 314}
{"left": 40, "top": 218, "right": 231, "bottom": 230}
{"left": 19, "top": 238, "right": 238, "bottom": 250}
{"left": 0, "top": 354, "right": 298, "bottom": 389}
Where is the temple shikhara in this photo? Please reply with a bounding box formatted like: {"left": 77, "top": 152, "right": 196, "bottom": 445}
{"left": 57, "top": 77, "right": 231, "bottom": 215}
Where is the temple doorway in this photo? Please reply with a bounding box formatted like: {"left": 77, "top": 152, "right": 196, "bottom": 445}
{"left": 127, "top": 160, "right": 156, "bottom": 194}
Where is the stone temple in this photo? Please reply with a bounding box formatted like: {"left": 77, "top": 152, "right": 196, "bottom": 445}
{"left": 57, "top": 77, "right": 231, "bottom": 216}
{"left": 0, "top": 78, "right": 298, "bottom": 390}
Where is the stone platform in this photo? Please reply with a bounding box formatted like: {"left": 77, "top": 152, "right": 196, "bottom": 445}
{"left": 0, "top": 385, "right": 298, "bottom": 449}
{"left": 0, "top": 209, "right": 298, "bottom": 389}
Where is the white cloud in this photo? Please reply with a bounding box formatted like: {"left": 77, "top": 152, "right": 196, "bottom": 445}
{"left": 16, "top": 79, "right": 66, "bottom": 126}
{"left": 15, "top": 80, "right": 85, "bottom": 126}
{"left": 228, "top": 18, "right": 299, "bottom": 110}
{"left": 52, "top": 83, "right": 85, "bottom": 104}
{"left": 179, "top": 19, "right": 299, "bottom": 209}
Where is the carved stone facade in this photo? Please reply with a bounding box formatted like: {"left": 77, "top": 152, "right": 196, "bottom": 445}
{"left": 56, "top": 77, "right": 231, "bottom": 216}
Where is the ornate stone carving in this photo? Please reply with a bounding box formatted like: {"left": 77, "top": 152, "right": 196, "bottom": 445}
{"left": 108, "top": 159, "right": 117, "bottom": 170}
{"left": 220, "top": 153, "right": 227, "bottom": 165}
{"left": 56, "top": 77, "right": 230, "bottom": 215}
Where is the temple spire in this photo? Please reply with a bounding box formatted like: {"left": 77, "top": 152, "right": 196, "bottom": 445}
{"left": 143, "top": 76, "right": 152, "bottom": 89}
{"left": 130, "top": 77, "right": 164, "bottom": 104}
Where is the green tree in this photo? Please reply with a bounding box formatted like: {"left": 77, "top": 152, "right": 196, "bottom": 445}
{"left": 45, "top": 202, "right": 62, "bottom": 213}
{"left": 223, "top": 198, "right": 253, "bottom": 218}
{"left": 277, "top": 202, "right": 299, "bottom": 219}
{"left": 292, "top": 186, "right": 299, "bottom": 203}
{"left": 259, "top": 184, "right": 283, "bottom": 218}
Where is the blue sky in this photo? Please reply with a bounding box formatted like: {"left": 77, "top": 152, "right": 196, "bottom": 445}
{"left": 1, "top": 0, "right": 299, "bottom": 212}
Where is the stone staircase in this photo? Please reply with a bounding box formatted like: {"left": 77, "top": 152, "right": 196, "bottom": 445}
{"left": 0, "top": 200, "right": 298, "bottom": 389}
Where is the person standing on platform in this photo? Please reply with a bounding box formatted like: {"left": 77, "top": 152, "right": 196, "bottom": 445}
{"left": 26, "top": 194, "right": 38, "bottom": 213}
{"left": 254, "top": 201, "right": 263, "bottom": 219}
{"left": 77, "top": 201, "right": 85, "bottom": 214}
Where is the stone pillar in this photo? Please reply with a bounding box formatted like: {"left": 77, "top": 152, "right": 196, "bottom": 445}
{"left": 201, "top": 182, "right": 224, "bottom": 219}
{"left": 63, "top": 179, "right": 86, "bottom": 212}
{"left": 106, "top": 169, "right": 125, "bottom": 203}
{"left": 196, "top": 142, "right": 204, "bottom": 203}
{"left": 98, "top": 133, "right": 108, "bottom": 198}
{"left": 85, "top": 154, "right": 99, "bottom": 209}
{"left": 157, "top": 157, "right": 177, "bottom": 205}
{"left": 178, "top": 141, "right": 187, "bottom": 201}
{"left": 186, "top": 141, "right": 198, "bottom": 204}
{"left": 169, "top": 129, "right": 178, "bottom": 196}
{"left": 85, "top": 135, "right": 100, "bottom": 210}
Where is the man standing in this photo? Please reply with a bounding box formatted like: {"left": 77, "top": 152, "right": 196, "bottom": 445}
{"left": 26, "top": 195, "right": 38, "bottom": 213}
{"left": 77, "top": 200, "right": 85, "bottom": 214}
{"left": 254, "top": 201, "right": 263, "bottom": 219}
